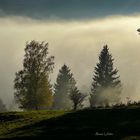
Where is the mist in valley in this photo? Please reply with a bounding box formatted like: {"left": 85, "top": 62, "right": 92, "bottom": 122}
{"left": 0, "top": 15, "right": 140, "bottom": 109}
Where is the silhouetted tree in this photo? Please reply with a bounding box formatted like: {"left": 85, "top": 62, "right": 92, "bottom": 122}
{"left": 14, "top": 40, "right": 54, "bottom": 110}
{"left": 0, "top": 98, "right": 7, "bottom": 112}
{"left": 53, "top": 64, "right": 76, "bottom": 110}
{"left": 69, "top": 87, "right": 87, "bottom": 110}
{"left": 90, "top": 45, "right": 121, "bottom": 107}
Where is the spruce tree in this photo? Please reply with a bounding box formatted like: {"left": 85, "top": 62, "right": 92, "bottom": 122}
{"left": 53, "top": 64, "right": 76, "bottom": 110}
{"left": 14, "top": 40, "right": 54, "bottom": 110}
{"left": 90, "top": 45, "right": 121, "bottom": 107}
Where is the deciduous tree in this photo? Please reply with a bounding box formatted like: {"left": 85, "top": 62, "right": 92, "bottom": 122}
{"left": 69, "top": 87, "right": 86, "bottom": 110}
{"left": 14, "top": 40, "right": 54, "bottom": 110}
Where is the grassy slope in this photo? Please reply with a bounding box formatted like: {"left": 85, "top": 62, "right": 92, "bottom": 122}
{"left": 0, "top": 109, "right": 140, "bottom": 139}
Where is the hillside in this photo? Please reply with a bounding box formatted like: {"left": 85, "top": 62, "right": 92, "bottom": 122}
{"left": 0, "top": 109, "right": 140, "bottom": 139}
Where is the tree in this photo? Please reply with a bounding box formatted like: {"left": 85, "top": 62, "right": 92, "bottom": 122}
{"left": 90, "top": 45, "right": 121, "bottom": 107}
{"left": 53, "top": 64, "right": 76, "bottom": 110}
{"left": 69, "top": 87, "right": 87, "bottom": 110}
{"left": 0, "top": 98, "right": 7, "bottom": 112}
{"left": 14, "top": 40, "right": 54, "bottom": 110}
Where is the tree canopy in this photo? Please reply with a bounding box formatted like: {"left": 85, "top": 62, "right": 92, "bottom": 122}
{"left": 14, "top": 40, "right": 54, "bottom": 110}
{"left": 90, "top": 45, "right": 121, "bottom": 107}
{"left": 53, "top": 64, "right": 76, "bottom": 110}
{"left": 69, "top": 87, "right": 87, "bottom": 110}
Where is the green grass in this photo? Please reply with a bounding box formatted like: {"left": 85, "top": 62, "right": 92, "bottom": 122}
{"left": 0, "top": 108, "right": 140, "bottom": 139}
{"left": 0, "top": 110, "right": 65, "bottom": 138}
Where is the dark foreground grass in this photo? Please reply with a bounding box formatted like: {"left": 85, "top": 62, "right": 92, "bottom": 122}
{"left": 0, "top": 108, "right": 140, "bottom": 139}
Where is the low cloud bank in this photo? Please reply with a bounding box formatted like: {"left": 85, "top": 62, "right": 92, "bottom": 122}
{"left": 0, "top": 15, "right": 140, "bottom": 107}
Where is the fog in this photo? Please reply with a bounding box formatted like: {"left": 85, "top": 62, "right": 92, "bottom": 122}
{"left": 0, "top": 15, "right": 140, "bottom": 107}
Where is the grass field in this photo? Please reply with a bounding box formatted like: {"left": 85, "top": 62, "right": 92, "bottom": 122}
{"left": 0, "top": 108, "right": 140, "bottom": 139}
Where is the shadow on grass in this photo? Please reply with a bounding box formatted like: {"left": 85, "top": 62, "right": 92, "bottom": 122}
{"left": 4, "top": 108, "right": 140, "bottom": 139}
{"left": 0, "top": 113, "right": 22, "bottom": 122}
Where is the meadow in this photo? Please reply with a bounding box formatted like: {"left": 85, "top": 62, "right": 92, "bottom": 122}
{"left": 0, "top": 108, "right": 140, "bottom": 139}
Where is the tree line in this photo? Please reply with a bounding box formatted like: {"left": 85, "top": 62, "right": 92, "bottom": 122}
{"left": 0, "top": 41, "right": 121, "bottom": 111}
{"left": 8, "top": 40, "right": 121, "bottom": 111}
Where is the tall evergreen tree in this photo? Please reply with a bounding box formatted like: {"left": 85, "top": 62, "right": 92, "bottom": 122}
{"left": 14, "top": 40, "right": 54, "bottom": 110}
{"left": 0, "top": 98, "right": 7, "bottom": 112}
{"left": 53, "top": 64, "right": 76, "bottom": 110}
{"left": 90, "top": 45, "right": 121, "bottom": 107}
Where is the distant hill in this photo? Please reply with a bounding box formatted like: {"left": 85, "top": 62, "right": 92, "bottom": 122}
{"left": 0, "top": 109, "right": 140, "bottom": 139}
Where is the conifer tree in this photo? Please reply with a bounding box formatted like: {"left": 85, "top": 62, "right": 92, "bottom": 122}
{"left": 90, "top": 45, "right": 121, "bottom": 107}
{"left": 53, "top": 64, "right": 76, "bottom": 110}
{"left": 14, "top": 40, "right": 54, "bottom": 110}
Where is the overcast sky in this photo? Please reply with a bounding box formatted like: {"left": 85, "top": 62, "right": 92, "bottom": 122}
{"left": 0, "top": 0, "right": 140, "bottom": 19}
{"left": 1, "top": 0, "right": 140, "bottom": 107}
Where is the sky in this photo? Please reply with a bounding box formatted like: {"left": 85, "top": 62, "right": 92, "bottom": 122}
{"left": 1, "top": 0, "right": 140, "bottom": 107}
